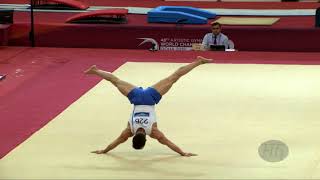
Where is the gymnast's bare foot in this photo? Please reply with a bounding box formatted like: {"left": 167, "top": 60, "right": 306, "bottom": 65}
{"left": 197, "top": 56, "right": 213, "bottom": 64}
{"left": 182, "top": 152, "right": 198, "bottom": 157}
{"left": 84, "top": 65, "right": 98, "bottom": 74}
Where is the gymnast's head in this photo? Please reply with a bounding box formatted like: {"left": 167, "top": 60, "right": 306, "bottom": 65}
{"left": 132, "top": 128, "right": 146, "bottom": 150}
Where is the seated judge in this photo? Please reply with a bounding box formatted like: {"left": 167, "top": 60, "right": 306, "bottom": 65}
{"left": 201, "top": 22, "right": 230, "bottom": 51}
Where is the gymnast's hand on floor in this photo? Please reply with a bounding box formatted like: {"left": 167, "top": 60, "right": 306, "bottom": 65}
{"left": 182, "top": 152, "right": 197, "bottom": 157}
{"left": 91, "top": 150, "right": 107, "bottom": 154}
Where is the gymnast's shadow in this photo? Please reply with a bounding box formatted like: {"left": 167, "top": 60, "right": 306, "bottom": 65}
{"left": 61, "top": 152, "right": 204, "bottom": 177}
{"left": 99, "top": 153, "right": 204, "bottom": 177}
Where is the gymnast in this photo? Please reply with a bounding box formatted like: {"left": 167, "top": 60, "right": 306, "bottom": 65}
{"left": 85, "top": 56, "right": 212, "bottom": 156}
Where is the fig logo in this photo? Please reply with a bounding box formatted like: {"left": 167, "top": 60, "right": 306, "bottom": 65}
{"left": 137, "top": 38, "right": 159, "bottom": 51}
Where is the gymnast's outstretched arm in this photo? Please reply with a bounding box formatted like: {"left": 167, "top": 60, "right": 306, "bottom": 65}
{"left": 150, "top": 129, "right": 197, "bottom": 157}
{"left": 92, "top": 126, "right": 133, "bottom": 154}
